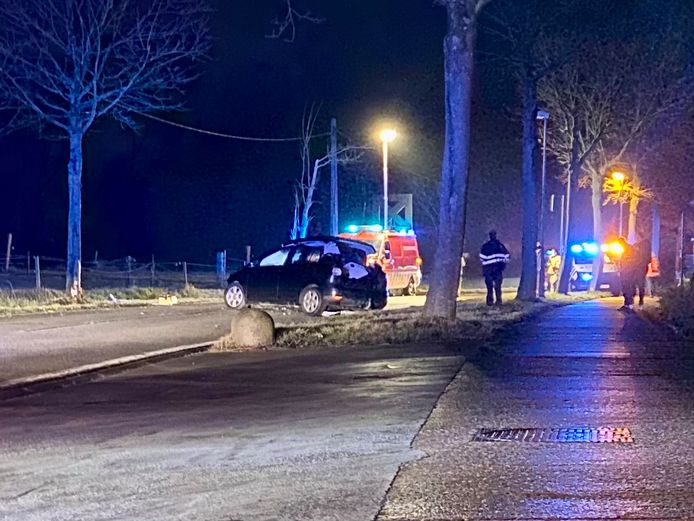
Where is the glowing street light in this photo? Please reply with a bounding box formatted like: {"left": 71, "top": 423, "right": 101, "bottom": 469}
{"left": 380, "top": 128, "right": 397, "bottom": 143}
{"left": 380, "top": 128, "right": 397, "bottom": 230}
{"left": 611, "top": 171, "right": 626, "bottom": 184}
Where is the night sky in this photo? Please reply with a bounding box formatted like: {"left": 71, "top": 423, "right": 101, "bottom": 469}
{"left": 0, "top": 1, "right": 664, "bottom": 270}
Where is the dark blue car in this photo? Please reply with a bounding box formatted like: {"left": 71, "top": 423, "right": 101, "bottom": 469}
{"left": 224, "top": 237, "right": 388, "bottom": 315}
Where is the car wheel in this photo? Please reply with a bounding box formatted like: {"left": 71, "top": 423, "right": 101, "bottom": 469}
{"left": 404, "top": 277, "right": 417, "bottom": 296}
{"left": 299, "top": 285, "right": 326, "bottom": 316}
{"left": 370, "top": 293, "right": 387, "bottom": 310}
{"left": 224, "top": 282, "right": 246, "bottom": 309}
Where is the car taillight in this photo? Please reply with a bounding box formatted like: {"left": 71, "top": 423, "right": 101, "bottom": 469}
{"left": 416, "top": 257, "right": 423, "bottom": 266}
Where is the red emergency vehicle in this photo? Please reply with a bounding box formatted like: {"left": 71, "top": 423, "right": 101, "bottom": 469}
{"left": 340, "top": 226, "right": 423, "bottom": 295}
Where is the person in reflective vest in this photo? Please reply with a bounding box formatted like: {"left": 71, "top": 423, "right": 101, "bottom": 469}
{"left": 479, "top": 230, "right": 510, "bottom": 306}
{"left": 545, "top": 248, "right": 561, "bottom": 293}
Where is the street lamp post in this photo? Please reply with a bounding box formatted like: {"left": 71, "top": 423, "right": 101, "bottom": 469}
{"left": 536, "top": 110, "right": 549, "bottom": 297}
{"left": 611, "top": 171, "right": 626, "bottom": 236}
{"left": 380, "top": 128, "right": 397, "bottom": 231}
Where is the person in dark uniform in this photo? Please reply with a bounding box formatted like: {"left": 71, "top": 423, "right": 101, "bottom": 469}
{"left": 479, "top": 230, "right": 510, "bottom": 306}
{"left": 617, "top": 237, "right": 638, "bottom": 311}
{"left": 634, "top": 239, "right": 652, "bottom": 309}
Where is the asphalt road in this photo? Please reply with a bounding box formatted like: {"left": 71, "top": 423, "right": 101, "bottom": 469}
{"left": 0, "top": 291, "right": 504, "bottom": 385}
{"left": 0, "top": 295, "right": 432, "bottom": 384}
{"left": 0, "top": 343, "right": 467, "bottom": 521}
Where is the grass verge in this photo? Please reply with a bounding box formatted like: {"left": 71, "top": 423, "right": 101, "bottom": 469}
{"left": 213, "top": 291, "right": 605, "bottom": 352}
{"left": 0, "top": 286, "right": 222, "bottom": 316}
{"left": 653, "top": 284, "right": 694, "bottom": 338}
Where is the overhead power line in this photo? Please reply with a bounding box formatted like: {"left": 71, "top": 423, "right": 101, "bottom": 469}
{"left": 139, "top": 112, "right": 328, "bottom": 142}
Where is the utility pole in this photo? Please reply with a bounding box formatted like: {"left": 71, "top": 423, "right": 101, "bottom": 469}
{"left": 676, "top": 211, "right": 684, "bottom": 286}
{"left": 4, "top": 233, "right": 12, "bottom": 271}
{"left": 330, "top": 118, "right": 338, "bottom": 236}
{"left": 559, "top": 194, "right": 565, "bottom": 257}
{"left": 536, "top": 110, "right": 549, "bottom": 297}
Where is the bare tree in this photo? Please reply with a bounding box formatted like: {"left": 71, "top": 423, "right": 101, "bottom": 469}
{"left": 538, "top": 0, "right": 694, "bottom": 291}
{"left": 583, "top": 42, "right": 692, "bottom": 250}
{"left": 290, "top": 107, "right": 362, "bottom": 240}
{"left": 539, "top": 45, "right": 617, "bottom": 293}
{"left": 483, "top": 0, "right": 585, "bottom": 300}
{"left": 0, "top": 0, "right": 209, "bottom": 294}
{"left": 424, "top": 0, "right": 492, "bottom": 319}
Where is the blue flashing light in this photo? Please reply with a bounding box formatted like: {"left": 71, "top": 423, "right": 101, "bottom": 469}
{"left": 570, "top": 244, "right": 583, "bottom": 254}
{"left": 369, "top": 224, "right": 383, "bottom": 232}
{"left": 398, "top": 228, "right": 408, "bottom": 235}
{"left": 580, "top": 273, "right": 594, "bottom": 282}
{"left": 346, "top": 224, "right": 359, "bottom": 233}
{"left": 407, "top": 229, "right": 415, "bottom": 236}
{"left": 583, "top": 242, "right": 599, "bottom": 255}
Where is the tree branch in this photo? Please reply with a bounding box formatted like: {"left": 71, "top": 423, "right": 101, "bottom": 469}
{"left": 267, "top": 0, "right": 324, "bottom": 43}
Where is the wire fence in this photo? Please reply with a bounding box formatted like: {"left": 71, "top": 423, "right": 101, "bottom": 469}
{"left": 0, "top": 253, "right": 247, "bottom": 291}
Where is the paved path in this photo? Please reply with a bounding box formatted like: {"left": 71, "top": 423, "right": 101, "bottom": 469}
{"left": 377, "top": 300, "right": 694, "bottom": 520}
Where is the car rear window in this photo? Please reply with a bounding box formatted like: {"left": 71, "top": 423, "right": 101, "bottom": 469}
{"left": 337, "top": 244, "right": 367, "bottom": 265}
{"left": 259, "top": 248, "right": 291, "bottom": 267}
{"left": 290, "top": 246, "right": 322, "bottom": 264}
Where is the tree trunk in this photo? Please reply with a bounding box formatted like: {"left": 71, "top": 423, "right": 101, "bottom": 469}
{"left": 516, "top": 78, "right": 538, "bottom": 301}
{"left": 558, "top": 133, "right": 580, "bottom": 294}
{"left": 589, "top": 170, "right": 603, "bottom": 291}
{"left": 627, "top": 196, "right": 638, "bottom": 244}
{"left": 300, "top": 161, "right": 320, "bottom": 238}
{"left": 424, "top": 3, "right": 478, "bottom": 319}
{"left": 66, "top": 131, "right": 84, "bottom": 293}
{"left": 290, "top": 190, "right": 300, "bottom": 240}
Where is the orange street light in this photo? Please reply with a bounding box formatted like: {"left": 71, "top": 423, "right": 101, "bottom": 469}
{"left": 379, "top": 128, "right": 397, "bottom": 230}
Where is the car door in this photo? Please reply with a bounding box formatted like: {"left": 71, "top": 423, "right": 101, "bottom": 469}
{"left": 247, "top": 247, "right": 290, "bottom": 303}
{"left": 278, "top": 245, "right": 323, "bottom": 303}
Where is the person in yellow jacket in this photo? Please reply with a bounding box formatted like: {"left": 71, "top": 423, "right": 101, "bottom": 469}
{"left": 545, "top": 248, "right": 561, "bottom": 293}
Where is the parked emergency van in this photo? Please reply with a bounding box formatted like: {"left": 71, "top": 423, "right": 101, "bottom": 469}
{"left": 340, "top": 226, "right": 422, "bottom": 295}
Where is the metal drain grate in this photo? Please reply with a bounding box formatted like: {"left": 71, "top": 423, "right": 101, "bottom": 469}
{"left": 472, "top": 427, "right": 633, "bottom": 443}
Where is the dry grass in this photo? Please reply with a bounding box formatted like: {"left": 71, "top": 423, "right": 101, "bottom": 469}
{"left": 214, "top": 292, "right": 605, "bottom": 352}
{"left": 0, "top": 285, "right": 222, "bottom": 316}
{"left": 657, "top": 284, "right": 694, "bottom": 338}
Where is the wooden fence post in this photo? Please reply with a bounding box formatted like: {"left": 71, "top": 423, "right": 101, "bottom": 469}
{"left": 34, "top": 256, "right": 41, "bottom": 289}
{"left": 150, "top": 254, "right": 156, "bottom": 286}
{"left": 127, "top": 256, "right": 133, "bottom": 287}
{"left": 4, "top": 233, "right": 11, "bottom": 271}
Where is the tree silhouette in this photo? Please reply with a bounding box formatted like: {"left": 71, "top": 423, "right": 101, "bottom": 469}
{"left": 424, "top": 0, "right": 493, "bottom": 319}
{"left": 0, "top": 0, "right": 209, "bottom": 293}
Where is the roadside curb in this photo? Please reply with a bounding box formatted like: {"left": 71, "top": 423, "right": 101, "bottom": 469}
{"left": 0, "top": 341, "right": 212, "bottom": 400}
